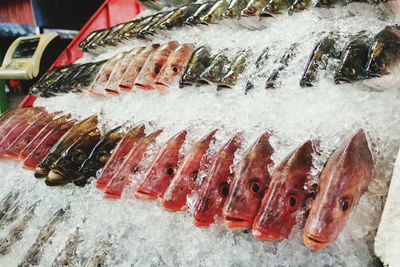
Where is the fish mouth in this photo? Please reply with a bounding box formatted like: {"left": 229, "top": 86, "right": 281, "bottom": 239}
{"left": 134, "top": 82, "right": 154, "bottom": 90}
{"left": 252, "top": 227, "right": 286, "bottom": 242}
{"left": 105, "top": 88, "right": 120, "bottom": 95}
{"left": 303, "top": 233, "right": 330, "bottom": 250}
{"left": 162, "top": 199, "right": 186, "bottom": 212}
{"left": 334, "top": 73, "right": 353, "bottom": 84}
{"left": 23, "top": 160, "right": 37, "bottom": 171}
{"left": 118, "top": 84, "right": 133, "bottom": 91}
{"left": 134, "top": 188, "right": 158, "bottom": 200}
{"left": 45, "top": 169, "right": 69, "bottom": 186}
{"left": 193, "top": 217, "right": 214, "bottom": 228}
{"left": 103, "top": 190, "right": 122, "bottom": 200}
{"left": 2, "top": 150, "right": 20, "bottom": 160}
{"left": 34, "top": 167, "right": 49, "bottom": 178}
{"left": 154, "top": 82, "right": 169, "bottom": 90}
{"left": 223, "top": 215, "right": 253, "bottom": 230}
{"left": 197, "top": 78, "right": 213, "bottom": 85}
{"left": 179, "top": 81, "right": 195, "bottom": 88}
{"left": 217, "top": 82, "right": 234, "bottom": 90}
{"left": 96, "top": 179, "right": 109, "bottom": 190}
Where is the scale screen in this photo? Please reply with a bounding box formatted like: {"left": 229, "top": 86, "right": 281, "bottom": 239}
{"left": 12, "top": 38, "right": 40, "bottom": 59}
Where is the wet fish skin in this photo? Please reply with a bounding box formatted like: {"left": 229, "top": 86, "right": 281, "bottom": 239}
{"left": 86, "top": 29, "right": 111, "bottom": 51}
{"left": 222, "top": 0, "right": 249, "bottom": 19}
{"left": 199, "top": 0, "right": 230, "bottom": 25}
{"left": 179, "top": 46, "right": 212, "bottom": 87}
{"left": 51, "top": 228, "right": 80, "bottom": 267}
{"left": 137, "top": 12, "right": 170, "bottom": 38}
{"left": 334, "top": 33, "right": 370, "bottom": 84}
{"left": 364, "top": 25, "right": 400, "bottom": 79}
{"left": 96, "top": 124, "right": 145, "bottom": 190}
{"left": 300, "top": 36, "right": 336, "bottom": 87}
{"left": 193, "top": 134, "right": 242, "bottom": 227}
{"left": 0, "top": 205, "right": 21, "bottom": 231}
{"left": 222, "top": 132, "right": 274, "bottom": 230}
{"left": 304, "top": 129, "right": 373, "bottom": 250}
{"left": 288, "top": 0, "right": 310, "bottom": 14}
{"left": 159, "top": 4, "right": 201, "bottom": 30}
{"left": 0, "top": 202, "right": 38, "bottom": 255}
{"left": 245, "top": 47, "right": 269, "bottom": 93}
{"left": 137, "top": 0, "right": 166, "bottom": 10}
{"left": 241, "top": 0, "right": 268, "bottom": 17}
{"left": 135, "top": 130, "right": 188, "bottom": 200}
{"left": 266, "top": 43, "right": 299, "bottom": 89}
{"left": 155, "top": 43, "right": 196, "bottom": 90}
{"left": 198, "top": 51, "right": 232, "bottom": 85}
{"left": 35, "top": 115, "right": 98, "bottom": 178}
{"left": 123, "top": 16, "right": 154, "bottom": 40}
{"left": 18, "top": 208, "right": 68, "bottom": 267}
{"left": 45, "top": 128, "right": 101, "bottom": 186}
{"left": 315, "top": 0, "right": 338, "bottom": 8}
{"left": 218, "top": 51, "right": 251, "bottom": 89}
{"left": 135, "top": 41, "right": 180, "bottom": 90}
{"left": 253, "top": 140, "right": 313, "bottom": 241}
{"left": 0, "top": 192, "right": 19, "bottom": 222}
{"left": 23, "top": 119, "right": 75, "bottom": 171}
{"left": 140, "top": 10, "right": 176, "bottom": 37}
{"left": 83, "top": 244, "right": 109, "bottom": 267}
{"left": 185, "top": 1, "right": 216, "bottom": 26}
{"left": 119, "top": 44, "right": 160, "bottom": 91}
{"left": 260, "top": 0, "right": 293, "bottom": 17}
{"left": 162, "top": 129, "right": 217, "bottom": 212}
{"left": 74, "top": 126, "right": 124, "bottom": 187}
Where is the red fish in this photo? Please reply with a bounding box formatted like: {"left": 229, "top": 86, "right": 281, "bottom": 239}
{"left": 252, "top": 140, "right": 314, "bottom": 241}
{"left": 3, "top": 112, "right": 60, "bottom": 160}
{"left": 22, "top": 119, "right": 75, "bottom": 170}
{"left": 222, "top": 132, "right": 274, "bottom": 230}
{"left": 134, "top": 130, "right": 188, "bottom": 200}
{"left": 162, "top": 129, "right": 218, "bottom": 212}
{"left": 103, "top": 129, "right": 163, "bottom": 199}
{"left": 193, "top": 133, "right": 242, "bottom": 228}
{"left": 19, "top": 114, "right": 72, "bottom": 159}
{"left": 0, "top": 110, "right": 47, "bottom": 158}
{"left": 0, "top": 108, "right": 26, "bottom": 128}
{"left": 134, "top": 41, "right": 179, "bottom": 90}
{"left": 154, "top": 43, "right": 195, "bottom": 90}
{"left": 96, "top": 124, "right": 146, "bottom": 190}
{"left": 303, "top": 129, "right": 373, "bottom": 250}
{"left": 119, "top": 44, "right": 160, "bottom": 91}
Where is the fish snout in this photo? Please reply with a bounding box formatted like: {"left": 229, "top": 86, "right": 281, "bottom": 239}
{"left": 303, "top": 232, "right": 331, "bottom": 250}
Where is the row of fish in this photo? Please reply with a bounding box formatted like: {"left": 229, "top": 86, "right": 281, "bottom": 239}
{"left": 0, "top": 108, "right": 374, "bottom": 250}
{"left": 79, "top": 0, "right": 392, "bottom": 51}
{"left": 0, "top": 195, "right": 107, "bottom": 266}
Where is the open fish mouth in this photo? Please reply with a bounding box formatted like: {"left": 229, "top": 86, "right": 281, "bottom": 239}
{"left": 252, "top": 227, "right": 286, "bottom": 241}
{"left": 2, "top": 150, "right": 20, "bottom": 160}
{"left": 223, "top": 215, "right": 253, "bottom": 230}
{"left": 193, "top": 216, "right": 214, "bottom": 228}
{"left": 154, "top": 82, "right": 169, "bottom": 90}
{"left": 303, "top": 233, "right": 330, "bottom": 250}
{"left": 134, "top": 188, "right": 158, "bottom": 200}
{"left": 45, "top": 169, "right": 68, "bottom": 186}
{"left": 104, "top": 88, "right": 120, "bottom": 95}
{"left": 135, "top": 83, "right": 154, "bottom": 90}
{"left": 118, "top": 84, "right": 133, "bottom": 91}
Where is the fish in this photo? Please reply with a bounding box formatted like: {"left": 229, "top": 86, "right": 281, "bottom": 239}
{"left": 51, "top": 228, "right": 80, "bottom": 267}
{"left": 303, "top": 129, "right": 373, "bottom": 250}
{"left": 135, "top": 130, "right": 187, "bottom": 200}
{"left": 105, "top": 47, "right": 145, "bottom": 94}
{"left": 241, "top": 0, "right": 268, "bottom": 17}
{"left": 315, "top": 0, "right": 338, "bottom": 8}
{"left": 99, "top": 23, "right": 127, "bottom": 47}
{"left": 245, "top": 47, "right": 270, "bottom": 93}
{"left": 30, "top": 66, "right": 71, "bottom": 95}
{"left": 137, "top": 12, "right": 170, "bottom": 38}
{"left": 0, "top": 108, "right": 29, "bottom": 131}
{"left": 88, "top": 53, "right": 126, "bottom": 96}
{"left": 159, "top": 4, "right": 201, "bottom": 30}
{"left": 0, "top": 202, "right": 37, "bottom": 255}
{"left": 134, "top": 41, "right": 180, "bottom": 90}
{"left": 300, "top": 35, "right": 336, "bottom": 87}
{"left": 18, "top": 208, "right": 68, "bottom": 267}
{"left": 82, "top": 243, "right": 109, "bottom": 267}
{"left": 364, "top": 25, "right": 400, "bottom": 90}
{"left": 103, "top": 129, "right": 163, "bottom": 199}
{"left": 23, "top": 118, "right": 75, "bottom": 171}
{"left": 80, "top": 30, "right": 102, "bottom": 49}
{"left": 74, "top": 127, "right": 124, "bottom": 187}
{"left": 122, "top": 16, "right": 155, "bottom": 40}
{"left": 35, "top": 115, "right": 98, "bottom": 178}
{"left": 199, "top": 0, "right": 230, "bottom": 25}
{"left": 119, "top": 44, "right": 160, "bottom": 91}
{"left": 259, "top": 0, "right": 293, "bottom": 17}
{"left": 162, "top": 129, "right": 217, "bottom": 212}
{"left": 252, "top": 140, "right": 314, "bottom": 241}
{"left": 3, "top": 112, "right": 60, "bottom": 160}
{"left": 0, "top": 204, "right": 21, "bottom": 231}
{"left": 0, "top": 192, "right": 19, "bottom": 222}
{"left": 334, "top": 33, "right": 370, "bottom": 84}
{"left": 154, "top": 43, "right": 196, "bottom": 90}
{"left": 222, "top": 132, "right": 274, "bottom": 230}
{"left": 185, "top": 1, "right": 216, "bottom": 26}
{"left": 218, "top": 51, "right": 251, "bottom": 89}
{"left": 222, "top": 0, "right": 249, "bottom": 19}
{"left": 139, "top": 10, "right": 176, "bottom": 37}
{"left": 198, "top": 51, "right": 232, "bottom": 85}
{"left": 0, "top": 109, "right": 47, "bottom": 158}
{"left": 45, "top": 128, "right": 101, "bottom": 186}
{"left": 96, "top": 124, "right": 145, "bottom": 190}
{"left": 86, "top": 29, "right": 111, "bottom": 51}
{"left": 179, "top": 46, "right": 213, "bottom": 87}
{"left": 193, "top": 133, "right": 242, "bottom": 227}
{"left": 266, "top": 43, "right": 299, "bottom": 89}
{"left": 288, "top": 0, "right": 310, "bottom": 14}
{"left": 137, "top": 0, "right": 166, "bottom": 10}
{"left": 106, "top": 22, "right": 137, "bottom": 46}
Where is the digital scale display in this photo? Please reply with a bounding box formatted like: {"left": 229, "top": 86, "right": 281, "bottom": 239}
{"left": 12, "top": 38, "right": 40, "bottom": 59}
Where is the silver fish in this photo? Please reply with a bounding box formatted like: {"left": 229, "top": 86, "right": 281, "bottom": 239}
{"left": 0, "top": 192, "right": 19, "bottom": 222}
{"left": 218, "top": 51, "right": 251, "bottom": 89}
{"left": 51, "top": 228, "right": 81, "bottom": 267}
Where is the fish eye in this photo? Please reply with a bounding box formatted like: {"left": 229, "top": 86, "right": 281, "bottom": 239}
{"left": 189, "top": 171, "right": 198, "bottom": 181}
{"left": 166, "top": 167, "right": 174, "bottom": 176}
{"left": 249, "top": 179, "right": 262, "bottom": 194}
{"left": 172, "top": 65, "right": 180, "bottom": 74}
{"left": 218, "top": 181, "right": 230, "bottom": 197}
{"left": 339, "top": 197, "right": 351, "bottom": 212}
{"left": 288, "top": 194, "right": 297, "bottom": 207}
{"left": 247, "top": 6, "right": 256, "bottom": 14}
{"left": 208, "top": 71, "right": 216, "bottom": 78}
{"left": 131, "top": 165, "right": 139, "bottom": 173}
{"left": 154, "top": 64, "right": 161, "bottom": 74}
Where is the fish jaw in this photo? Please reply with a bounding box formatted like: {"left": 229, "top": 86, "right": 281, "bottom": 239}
{"left": 193, "top": 215, "right": 214, "bottom": 228}
{"left": 134, "top": 188, "right": 158, "bottom": 200}
{"left": 162, "top": 198, "right": 187, "bottom": 212}
{"left": 303, "top": 233, "right": 331, "bottom": 250}
{"left": 45, "top": 169, "right": 70, "bottom": 186}
{"left": 252, "top": 227, "right": 286, "bottom": 242}
{"left": 223, "top": 214, "right": 254, "bottom": 230}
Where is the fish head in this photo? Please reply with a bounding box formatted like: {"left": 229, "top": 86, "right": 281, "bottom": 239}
{"left": 253, "top": 140, "right": 313, "bottom": 241}
{"left": 364, "top": 26, "right": 400, "bottom": 79}
{"left": 223, "top": 132, "right": 274, "bottom": 230}
{"left": 288, "top": 0, "right": 309, "bottom": 14}
{"left": 193, "top": 133, "right": 242, "bottom": 227}
{"left": 304, "top": 129, "right": 373, "bottom": 250}
{"left": 135, "top": 130, "right": 188, "bottom": 200}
